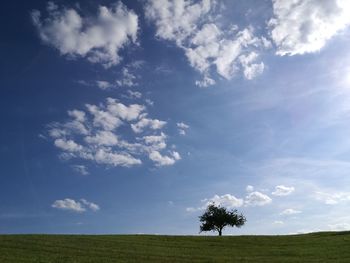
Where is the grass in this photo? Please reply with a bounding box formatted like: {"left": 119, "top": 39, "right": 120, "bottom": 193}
{"left": 1, "top": 231, "right": 350, "bottom": 262}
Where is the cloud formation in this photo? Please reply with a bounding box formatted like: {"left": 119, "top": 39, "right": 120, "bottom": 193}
{"left": 71, "top": 164, "right": 89, "bottom": 175}
{"left": 32, "top": 1, "right": 138, "bottom": 68}
{"left": 280, "top": 208, "right": 301, "bottom": 216}
{"left": 205, "top": 194, "right": 244, "bottom": 208}
{"left": 269, "top": 0, "right": 350, "bottom": 56}
{"left": 272, "top": 185, "right": 295, "bottom": 196}
{"left": 314, "top": 191, "right": 350, "bottom": 205}
{"left": 177, "top": 122, "right": 189, "bottom": 135}
{"left": 145, "top": 0, "right": 270, "bottom": 86}
{"left": 186, "top": 189, "right": 272, "bottom": 212}
{"left": 47, "top": 98, "right": 181, "bottom": 168}
{"left": 52, "top": 198, "right": 99, "bottom": 212}
{"left": 244, "top": 191, "right": 272, "bottom": 206}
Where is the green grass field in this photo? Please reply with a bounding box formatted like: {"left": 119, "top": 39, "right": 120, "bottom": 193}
{"left": 1, "top": 231, "right": 350, "bottom": 262}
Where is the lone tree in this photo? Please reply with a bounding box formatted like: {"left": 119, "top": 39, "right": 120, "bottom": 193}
{"left": 199, "top": 203, "right": 246, "bottom": 236}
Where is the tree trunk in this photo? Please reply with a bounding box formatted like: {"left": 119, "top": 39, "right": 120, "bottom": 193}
{"left": 218, "top": 229, "right": 222, "bottom": 236}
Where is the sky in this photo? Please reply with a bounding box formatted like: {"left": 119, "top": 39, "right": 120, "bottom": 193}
{"left": 1, "top": 0, "right": 350, "bottom": 235}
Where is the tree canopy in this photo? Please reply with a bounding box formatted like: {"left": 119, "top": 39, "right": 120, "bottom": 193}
{"left": 199, "top": 203, "right": 246, "bottom": 236}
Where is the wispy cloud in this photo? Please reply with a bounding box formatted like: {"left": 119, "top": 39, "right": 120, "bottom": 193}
{"left": 71, "top": 165, "right": 89, "bottom": 175}
{"left": 314, "top": 191, "right": 350, "bottom": 205}
{"left": 280, "top": 208, "right": 302, "bottom": 216}
{"left": 272, "top": 185, "right": 295, "bottom": 196}
{"left": 177, "top": 122, "right": 189, "bottom": 135}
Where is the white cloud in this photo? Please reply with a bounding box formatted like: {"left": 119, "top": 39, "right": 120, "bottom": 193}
{"left": 177, "top": 122, "right": 189, "bottom": 129}
{"left": 54, "top": 138, "right": 83, "bottom": 152}
{"left": 269, "top": 0, "right": 350, "bottom": 56}
{"left": 131, "top": 118, "right": 167, "bottom": 133}
{"left": 195, "top": 75, "right": 216, "bottom": 88}
{"left": 272, "top": 185, "right": 295, "bottom": 196}
{"left": 273, "top": 220, "right": 284, "bottom": 225}
{"left": 280, "top": 208, "right": 302, "bottom": 216}
{"left": 145, "top": 99, "right": 154, "bottom": 106}
{"left": 116, "top": 68, "right": 138, "bottom": 87}
{"left": 48, "top": 98, "right": 180, "bottom": 167}
{"left": 94, "top": 148, "right": 141, "bottom": 167}
{"left": 239, "top": 52, "right": 264, "bottom": 80}
{"left": 96, "top": 80, "right": 113, "bottom": 90}
{"left": 32, "top": 2, "right": 138, "bottom": 68}
{"left": 123, "top": 90, "right": 142, "bottom": 99}
{"left": 145, "top": 0, "right": 269, "bottom": 86}
{"left": 86, "top": 98, "right": 145, "bottom": 131}
{"left": 244, "top": 191, "right": 272, "bottom": 206}
{"left": 205, "top": 194, "right": 244, "bottom": 208}
{"left": 186, "top": 193, "right": 243, "bottom": 212}
{"left": 314, "top": 191, "right": 350, "bottom": 205}
{"left": 72, "top": 165, "right": 89, "bottom": 175}
{"left": 52, "top": 198, "right": 99, "bottom": 212}
{"left": 52, "top": 198, "right": 85, "bottom": 212}
{"left": 177, "top": 122, "right": 189, "bottom": 135}
{"left": 86, "top": 104, "right": 122, "bottom": 131}
{"left": 80, "top": 199, "right": 100, "bottom": 211}
{"left": 186, "top": 207, "right": 200, "bottom": 212}
{"left": 149, "top": 150, "right": 181, "bottom": 166}
{"left": 246, "top": 185, "right": 254, "bottom": 192}
{"left": 85, "top": 131, "right": 119, "bottom": 146}
{"left": 187, "top": 189, "right": 272, "bottom": 213}
{"left": 145, "top": 0, "right": 212, "bottom": 43}
{"left": 106, "top": 98, "right": 145, "bottom": 121}
{"left": 68, "top": 110, "right": 86, "bottom": 123}
{"left": 142, "top": 132, "right": 167, "bottom": 150}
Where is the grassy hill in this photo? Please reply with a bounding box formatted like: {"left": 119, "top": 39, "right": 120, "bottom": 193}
{"left": 1, "top": 231, "right": 350, "bottom": 262}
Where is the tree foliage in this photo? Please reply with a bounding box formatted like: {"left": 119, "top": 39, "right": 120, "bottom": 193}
{"left": 199, "top": 204, "right": 246, "bottom": 236}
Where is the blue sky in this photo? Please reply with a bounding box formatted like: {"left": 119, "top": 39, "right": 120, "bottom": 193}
{"left": 1, "top": 0, "right": 350, "bottom": 235}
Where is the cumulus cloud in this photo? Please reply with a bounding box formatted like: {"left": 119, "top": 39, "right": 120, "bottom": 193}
{"left": 186, "top": 194, "right": 243, "bottom": 212}
{"left": 54, "top": 138, "right": 83, "bottom": 152}
{"left": 269, "top": 0, "right": 350, "bottom": 56}
{"left": 145, "top": 0, "right": 269, "bottom": 86}
{"left": 186, "top": 190, "right": 272, "bottom": 212}
{"left": 149, "top": 150, "right": 181, "bottom": 166}
{"left": 80, "top": 199, "right": 100, "bottom": 212}
{"left": 32, "top": 1, "right": 138, "bottom": 68}
{"left": 206, "top": 194, "right": 244, "bottom": 208}
{"left": 52, "top": 198, "right": 99, "bottom": 212}
{"left": 47, "top": 98, "right": 180, "bottom": 167}
{"left": 272, "top": 185, "right": 295, "bottom": 196}
{"left": 244, "top": 191, "right": 272, "bottom": 206}
{"left": 280, "top": 208, "right": 302, "bottom": 216}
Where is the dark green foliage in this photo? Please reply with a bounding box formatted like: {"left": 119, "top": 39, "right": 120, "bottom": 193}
{"left": 1, "top": 232, "right": 350, "bottom": 262}
{"left": 199, "top": 204, "right": 246, "bottom": 236}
